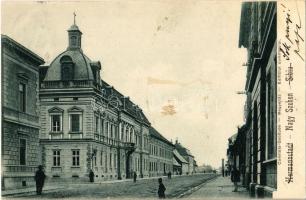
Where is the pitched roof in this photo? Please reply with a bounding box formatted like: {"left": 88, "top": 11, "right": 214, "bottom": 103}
{"left": 101, "top": 79, "right": 151, "bottom": 125}
{"left": 173, "top": 157, "right": 181, "bottom": 167}
{"left": 149, "top": 127, "right": 174, "bottom": 146}
{"left": 173, "top": 149, "right": 188, "bottom": 164}
{"left": 175, "top": 142, "right": 194, "bottom": 157}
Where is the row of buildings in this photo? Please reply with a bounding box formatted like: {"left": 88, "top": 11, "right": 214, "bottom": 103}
{"left": 226, "top": 1, "right": 276, "bottom": 198}
{"left": 1, "top": 21, "right": 197, "bottom": 190}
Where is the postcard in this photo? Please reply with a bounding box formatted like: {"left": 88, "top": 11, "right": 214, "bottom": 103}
{"left": 1, "top": 0, "right": 305, "bottom": 199}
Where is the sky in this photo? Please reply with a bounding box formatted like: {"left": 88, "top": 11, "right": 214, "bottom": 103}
{"left": 2, "top": 0, "right": 247, "bottom": 168}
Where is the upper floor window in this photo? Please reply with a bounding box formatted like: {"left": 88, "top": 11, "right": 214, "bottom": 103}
{"left": 49, "top": 107, "right": 64, "bottom": 133}
{"left": 51, "top": 114, "right": 62, "bottom": 132}
{"left": 60, "top": 56, "right": 74, "bottom": 81}
{"left": 95, "top": 116, "right": 99, "bottom": 133}
{"left": 19, "top": 83, "right": 26, "bottom": 112}
{"left": 68, "top": 106, "right": 83, "bottom": 133}
{"left": 70, "top": 114, "right": 81, "bottom": 132}
{"left": 71, "top": 36, "right": 77, "bottom": 46}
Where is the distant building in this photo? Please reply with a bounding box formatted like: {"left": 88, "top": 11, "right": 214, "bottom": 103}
{"left": 173, "top": 149, "right": 188, "bottom": 175}
{"left": 174, "top": 140, "right": 195, "bottom": 175}
{"left": 148, "top": 127, "right": 174, "bottom": 177}
{"left": 237, "top": 1, "right": 277, "bottom": 197}
{"left": 1, "top": 35, "right": 44, "bottom": 190}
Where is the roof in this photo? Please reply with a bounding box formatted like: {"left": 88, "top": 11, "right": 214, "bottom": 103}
{"left": 1, "top": 34, "right": 45, "bottom": 65}
{"left": 101, "top": 80, "right": 151, "bottom": 125}
{"left": 175, "top": 142, "right": 193, "bottom": 157}
{"left": 44, "top": 49, "right": 94, "bottom": 81}
{"left": 68, "top": 24, "right": 82, "bottom": 32}
{"left": 149, "top": 127, "right": 174, "bottom": 146}
{"left": 173, "top": 157, "right": 181, "bottom": 167}
{"left": 228, "top": 133, "right": 238, "bottom": 144}
{"left": 173, "top": 149, "right": 188, "bottom": 164}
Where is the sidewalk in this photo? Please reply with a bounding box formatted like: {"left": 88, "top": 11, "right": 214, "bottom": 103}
{"left": 188, "top": 176, "right": 250, "bottom": 199}
{"left": 1, "top": 173, "right": 207, "bottom": 197}
{"left": 1, "top": 184, "right": 66, "bottom": 197}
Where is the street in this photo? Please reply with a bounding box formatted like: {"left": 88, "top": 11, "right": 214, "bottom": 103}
{"left": 3, "top": 174, "right": 251, "bottom": 199}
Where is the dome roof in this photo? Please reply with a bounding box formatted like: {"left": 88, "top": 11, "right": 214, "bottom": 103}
{"left": 68, "top": 24, "right": 81, "bottom": 32}
{"left": 44, "top": 49, "right": 94, "bottom": 81}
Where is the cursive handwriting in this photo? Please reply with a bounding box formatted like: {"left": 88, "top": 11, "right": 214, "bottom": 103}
{"left": 293, "top": 8, "right": 304, "bottom": 61}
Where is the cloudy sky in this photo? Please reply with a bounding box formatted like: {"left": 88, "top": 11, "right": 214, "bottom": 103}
{"left": 2, "top": 0, "right": 247, "bottom": 168}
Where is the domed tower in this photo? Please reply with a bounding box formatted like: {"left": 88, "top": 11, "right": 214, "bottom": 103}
{"left": 40, "top": 19, "right": 102, "bottom": 87}
{"left": 39, "top": 17, "right": 105, "bottom": 180}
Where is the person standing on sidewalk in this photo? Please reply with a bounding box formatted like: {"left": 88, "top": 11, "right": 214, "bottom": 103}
{"left": 34, "top": 165, "right": 46, "bottom": 195}
{"left": 89, "top": 170, "right": 95, "bottom": 183}
{"left": 157, "top": 178, "right": 166, "bottom": 198}
{"left": 133, "top": 171, "right": 137, "bottom": 183}
{"left": 231, "top": 166, "right": 240, "bottom": 192}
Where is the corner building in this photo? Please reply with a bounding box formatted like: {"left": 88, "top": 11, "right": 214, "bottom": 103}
{"left": 39, "top": 23, "right": 152, "bottom": 182}
{"left": 1, "top": 35, "right": 44, "bottom": 189}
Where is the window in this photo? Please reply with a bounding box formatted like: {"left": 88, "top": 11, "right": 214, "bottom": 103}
{"left": 19, "top": 83, "right": 26, "bottom": 112}
{"left": 114, "top": 154, "right": 117, "bottom": 169}
{"left": 110, "top": 153, "right": 112, "bottom": 169}
{"left": 95, "top": 116, "right": 99, "bottom": 133}
{"left": 72, "top": 150, "right": 80, "bottom": 166}
{"left": 100, "top": 151, "right": 103, "bottom": 166}
{"left": 266, "top": 72, "right": 276, "bottom": 159}
{"left": 20, "top": 139, "right": 26, "bottom": 165}
{"left": 70, "top": 114, "right": 81, "bottom": 132}
{"left": 51, "top": 115, "right": 62, "bottom": 132}
{"left": 60, "top": 56, "right": 74, "bottom": 80}
{"left": 110, "top": 124, "right": 113, "bottom": 138}
{"left": 71, "top": 36, "right": 77, "bottom": 46}
{"left": 53, "top": 150, "right": 60, "bottom": 166}
{"left": 101, "top": 119, "right": 104, "bottom": 136}
{"left": 105, "top": 154, "right": 108, "bottom": 172}
{"left": 93, "top": 152, "right": 97, "bottom": 166}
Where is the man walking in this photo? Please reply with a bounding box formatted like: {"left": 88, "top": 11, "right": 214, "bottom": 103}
{"left": 231, "top": 166, "right": 240, "bottom": 192}
{"left": 158, "top": 178, "right": 166, "bottom": 198}
{"left": 34, "top": 165, "right": 46, "bottom": 195}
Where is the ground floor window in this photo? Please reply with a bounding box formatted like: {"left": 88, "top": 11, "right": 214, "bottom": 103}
{"left": 19, "top": 139, "right": 26, "bottom": 165}
{"left": 53, "top": 150, "right": 60, "bottom": 166}
{"left": 72, "top": 150, "right": 80, "bottom": 166}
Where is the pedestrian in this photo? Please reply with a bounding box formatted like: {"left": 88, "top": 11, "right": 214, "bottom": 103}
{"left": 231, "top": 166, "right": 240, "bottom": 192}
{"left": 133, "top": 171, "right": 137, "bottom": 183}
{"left": 34, "top": 165, "right": 46, "bottom": 195}
{"left": 89, "top": 170, "right": 95, "bottom": 183}
{"left": 167, "top": 171, "right": 172, "bottom": 179}
{"left": 158, "top": 178, "right": 166, "bottom": 198}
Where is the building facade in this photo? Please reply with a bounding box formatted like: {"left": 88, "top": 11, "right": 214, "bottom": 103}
{"left": 1, "top": 35, "right": 45, "bottom": 190}
{"left": 238, "top": 1, "right": 277, "bottom": 197}
{"left": 148, "top": 127, "right": 174, "bottom": 177}
{"left": 173, "top": 149, "right": 188, "bottom": 175}
{"left": 38, "top": 22, "right": 176, "bottom": 182}
{"left": 174, "top": 140, "right": 195, "bottom": 175}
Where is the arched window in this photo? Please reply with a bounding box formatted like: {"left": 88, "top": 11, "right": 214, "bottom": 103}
{"left": 60, "top": 56, "right": 74, "bottom": 81}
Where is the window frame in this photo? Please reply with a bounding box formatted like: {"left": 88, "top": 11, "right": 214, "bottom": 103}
{"left": 72, "top": 149, "right": 80, "bottom": 167}
{"left": 19, "top": 138, "right": 26, "bottom": 165}
{"left": 53, "top": 150, "right": 61, "bottom": 166}
{"left": 19, "top": 83, "right": 26, "bottom": 112}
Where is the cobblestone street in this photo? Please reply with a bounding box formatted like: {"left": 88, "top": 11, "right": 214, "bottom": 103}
{"left": 4, "top": 174, "right": 218, "bottom": 199}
